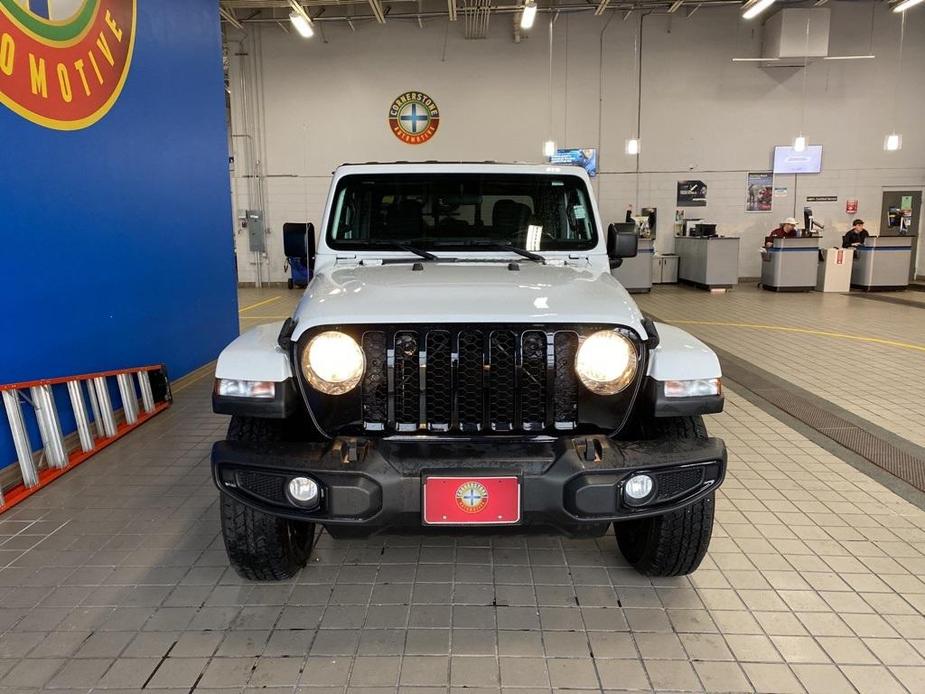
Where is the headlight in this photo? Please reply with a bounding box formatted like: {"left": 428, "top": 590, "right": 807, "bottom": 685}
{"left": 575, "top": 330, "right": 637, "bottom": 395}
{"left": 302, "top": 331, "right": 365, "bottom": 395}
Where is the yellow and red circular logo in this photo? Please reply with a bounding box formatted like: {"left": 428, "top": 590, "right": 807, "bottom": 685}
{"left": 455, "top": 481, "right": 488, "bottom": 514}
{"left": 0, "top": 0, "right": 136, "bottom": 130}
{"left": 388, "top": 90, "right": 439, "bottom": 145}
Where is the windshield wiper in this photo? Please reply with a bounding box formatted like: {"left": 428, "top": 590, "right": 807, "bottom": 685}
{"left": 433, "top": 240, "right": 546, "bottom": 264}
{"left": 368, "top": 241, "right": 438, "bottom": 261}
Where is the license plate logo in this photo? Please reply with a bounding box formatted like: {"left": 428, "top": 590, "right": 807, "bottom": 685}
{"left": 455, "top": 481, "right": 489, "bottom": 513}
{"left": 423, "top": 476, "right": 520, "bottom": 525}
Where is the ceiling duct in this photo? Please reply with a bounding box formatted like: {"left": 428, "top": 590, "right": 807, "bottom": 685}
{"left": 463, "top": 0, "right": 491, "bottom": 39}
{"left": 761, "top": 8, "right": 830, "bottom": 66}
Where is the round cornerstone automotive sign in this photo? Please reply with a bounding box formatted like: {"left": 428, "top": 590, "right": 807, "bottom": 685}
{"left": 388, "top": 90, "right": 439, "bottom": 145}
{"left": 0, "top": 0, "right": 136, "bottom": 130}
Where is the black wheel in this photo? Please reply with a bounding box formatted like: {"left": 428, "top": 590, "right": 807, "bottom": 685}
{"left": 287, "top": 278, "right": 294, "bottom": 289}
{"left": 221, "top": 416, "right": 316, "bottom": 581}
{"left": 614, "top": 416, "right": 715, "bottom": 577}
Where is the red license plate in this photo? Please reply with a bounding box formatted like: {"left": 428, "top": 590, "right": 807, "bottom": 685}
{"left": 422, "top": 476, "right": 521, "bottom": 525}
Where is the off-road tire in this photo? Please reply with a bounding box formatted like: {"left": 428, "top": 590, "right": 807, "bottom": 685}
{"left": 614, "top": 415, "right": 715, "bottom": 576}
{"left": 221, "top": 416, "right": 316, "bottom": 581}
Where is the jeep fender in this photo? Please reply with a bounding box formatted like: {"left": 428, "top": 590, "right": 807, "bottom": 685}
{"left": 213, "top": 322, "right": 298, "bottom": 418}
{"left": 644, "top": 323, "right": 723, "bottom": 417}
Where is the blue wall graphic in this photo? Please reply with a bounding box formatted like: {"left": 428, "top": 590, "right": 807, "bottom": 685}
{"left": 0, "top": 0, "right": 239, "bottom": 472}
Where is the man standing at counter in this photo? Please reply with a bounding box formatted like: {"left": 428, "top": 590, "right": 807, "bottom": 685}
{"left": 765, "top": 217, "right": 798, "bottom": 247}
{"left": 842, "top": 219, "right": 870, "bottom": 248}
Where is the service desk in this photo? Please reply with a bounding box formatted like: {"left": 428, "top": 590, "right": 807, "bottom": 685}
{"left": 612, "top": 238, "right": 654, "bottom": 293}
{"left": 760, "top": 237, "right": 819, "bottom": 292}
{"left": 675, "top": 236, "right": 739, "bottom": 290}
{"left": 851, "top": 236, "right": 913, "bottom": 291}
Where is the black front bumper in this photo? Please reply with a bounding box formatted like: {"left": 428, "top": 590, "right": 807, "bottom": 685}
{"left": 212, "top": 435, "right": 726, "bottom": 534}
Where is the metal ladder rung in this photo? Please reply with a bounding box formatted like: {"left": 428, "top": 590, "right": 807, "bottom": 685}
{"left": 116, "top": 374, "right": 139, "bottom": 426}
{"left": 30, "top": 385, "right": 68, "bottom": 469}
{"left": 1, "top": 390, "right": 38, "bottom": 496}
{"left": 137, "top": 370, "right": 155, "bottom": 413}
{"left": 66, "top": 381, "right": 96, "bottom": 453}
{"left": 92, "top": 377, "right": 118, "bottom": 438}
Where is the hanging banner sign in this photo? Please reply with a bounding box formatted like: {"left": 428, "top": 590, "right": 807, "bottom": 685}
{"left": 0, "top": 0, "right": 137, "bottom": 130}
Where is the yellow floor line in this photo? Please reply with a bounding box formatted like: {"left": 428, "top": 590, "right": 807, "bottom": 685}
{"left": 238, "top": 296, "right": 281, "bottom": 313}
{"left": 672, "top": 320, "right": 925, "bottom": 354}
{"left": 171, "top": 361, "right": 217, "bottom": 393}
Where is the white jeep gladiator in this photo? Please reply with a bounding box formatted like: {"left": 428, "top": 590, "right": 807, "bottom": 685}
{"left": 212, "top": 162, "right": 726, "bottom": 580}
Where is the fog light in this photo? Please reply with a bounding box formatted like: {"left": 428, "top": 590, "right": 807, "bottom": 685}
{"left": 624, "top": 474, "right": 654, "bottom": 501}
{"left": 287, "top": 477, "right": 319, "bottom": 506}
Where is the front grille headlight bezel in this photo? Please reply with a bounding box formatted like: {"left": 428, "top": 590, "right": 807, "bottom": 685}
{"left": 574, "top": 330, "right": 639, "bottom": 396}
{"left": 301, "top": 330, "right": 366, "bottom": 395}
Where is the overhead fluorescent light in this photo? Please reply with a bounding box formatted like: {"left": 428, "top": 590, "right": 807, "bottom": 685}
{"left": 521, "top": 0, "right": 537, "bottom": 29}
{"left": 742, "top": 0, "right": 776, "bottom": 20}
{"left": 823, "top": 55, "right": 876, "bottom": 60}
{"left": 289, "top": 10, "right": 313, "bottom": 37}
{"left": 893, "top": 0, "right": 924, "bottom": 12}
{"left": 884, "top": 133, "right": 902, "bottom": 151}
{"left": 668, "top": 0, "right": 684, "bottom": 13}
{"left": 543, "top": 140, "right": 556, "bottom": 158}
{"left": 793, "top": 135, "right": 807, "bottom": 152}
{"left": 625, "top": 138, "right": 640, "bottom": 156}
{"left": 732, "top": 57, "right": 780, "bottom": 62}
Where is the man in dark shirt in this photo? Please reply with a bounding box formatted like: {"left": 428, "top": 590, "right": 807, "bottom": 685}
{"left": 842, "top": 219, "right": 870, "bottom": 247}
{"left": 765, "top": 217, "right": 798, "bottom": 247}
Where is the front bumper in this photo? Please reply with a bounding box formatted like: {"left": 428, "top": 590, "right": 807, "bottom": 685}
{"left": 211, "top": 434, "right": 726, "bottom": 534}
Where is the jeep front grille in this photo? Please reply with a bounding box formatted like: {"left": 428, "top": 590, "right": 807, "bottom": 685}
{"left": 359, "top": 327, "right": 581, "bottom": 433}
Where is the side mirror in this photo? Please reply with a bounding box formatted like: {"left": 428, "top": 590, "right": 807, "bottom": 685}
{"left": 607, "top": 223, "right": 639, "bottom": 269}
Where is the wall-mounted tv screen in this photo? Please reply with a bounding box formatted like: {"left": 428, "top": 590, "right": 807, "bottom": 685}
{"left": 773, "top": 145, "right": 823, "bottom": 174}
{"left": 550, "top": 148, "right": 598, "bottom": 177}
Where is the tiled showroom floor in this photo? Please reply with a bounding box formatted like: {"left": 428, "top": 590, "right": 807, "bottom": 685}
{"left": 0, "top": 285, "right": 924, "bottom": 693}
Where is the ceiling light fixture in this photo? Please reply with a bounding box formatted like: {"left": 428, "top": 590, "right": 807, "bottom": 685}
{"left": 793, "top": 135, "right": 807, "bottom": 152}
{"left": 893, "top": 0, "right": 924, "bottom": 13}
{"left": 543, "top": 140, "right": 556, "bottom": 158}
{"left": 742, "top": 0, "right": 776, "bottom": 20}
{"left": 625, "top": 138, "right": 640, "bottom": 156}
{"left": 289, "top": 11, "right": 313, "bottom": 37}
{"left": 520, "top": 0, "right": 537, "bottom": 29}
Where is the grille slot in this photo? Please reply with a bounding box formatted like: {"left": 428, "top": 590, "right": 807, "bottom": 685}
{"left": 654, "top": 467, "right": 704, "bottom": 502}
{"left": 425, "top": 331, "right": 452, "bottom": 431}
{"left": 354, "top": 326, "right": 630, "bottom": 434}
{"left": 361, "top": 332, "right": 388, "bottom": 429}
{"left": 236, "top": 471, "right": 287, "bottom": 504}
{"left": 457, "top": 330, "right": 484, "bottom": 431}
{"left": 393, "top": 331, "right": 420, "bottom": 430}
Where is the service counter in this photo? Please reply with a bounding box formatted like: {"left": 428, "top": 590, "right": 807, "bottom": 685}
{"left": 851, "top": 236, "right": 913, "bottom": 291}
{"left": 760, "top": 237, "right": 820, "bottom": 292}
{"left": 612, "top": 238, "right": 654, "bottom": 293}
{"left": 675, "top": 236, "right": 739, "bottom": 290}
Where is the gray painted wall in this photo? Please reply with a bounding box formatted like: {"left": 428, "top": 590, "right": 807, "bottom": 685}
{"left": 229, "top": 1, "right": 924, "bottom": 282}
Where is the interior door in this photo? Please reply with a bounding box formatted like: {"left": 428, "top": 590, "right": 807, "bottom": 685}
{"left": 880, "top": 190, "right": 921, "bottom": 281}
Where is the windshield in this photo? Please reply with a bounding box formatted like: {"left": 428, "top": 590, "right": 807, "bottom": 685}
{"left": 326, "top": 173, "right": 598, "bottom": 252}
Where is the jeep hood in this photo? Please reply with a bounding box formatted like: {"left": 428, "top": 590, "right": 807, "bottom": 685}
{"left": 291, "top": 262, "right": 646, "bottom": 339}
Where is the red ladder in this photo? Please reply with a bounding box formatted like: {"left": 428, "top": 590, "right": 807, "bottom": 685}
{"left": 0, "top": 365, "right": 172, "bottom": 513}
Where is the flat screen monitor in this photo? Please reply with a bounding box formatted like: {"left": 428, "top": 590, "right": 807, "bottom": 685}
{"left": 549, "top": 148, "right": 598, "bottom": 177}
{"left": 773, "top": 145, "right": 823, "bottom": 174}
